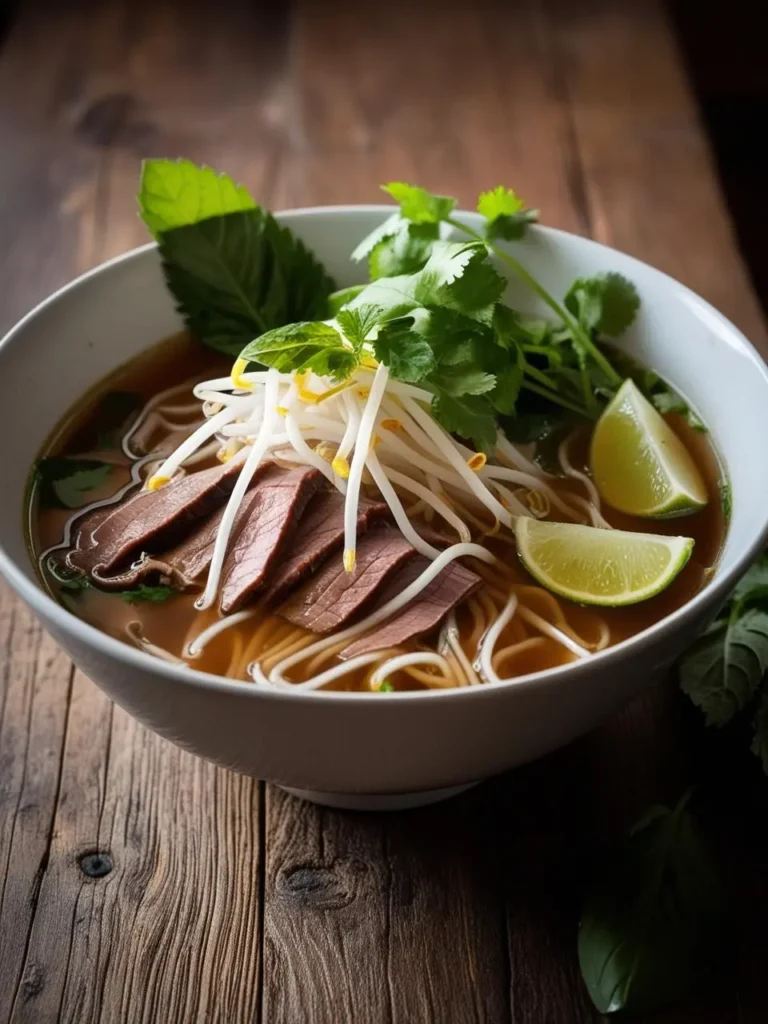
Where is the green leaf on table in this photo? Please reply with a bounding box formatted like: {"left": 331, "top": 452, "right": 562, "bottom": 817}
{"left": 373, "top": 315, "right": 436, "bottom": 382}
{"left": 381, "top": 182, "right": 456, "bottom": 224}
{"left": 430, "top": 391, "right": 497, "bottom": 452}
{"left": 578, "top": 793, "right": 728, "bottom": 1015}
{"left": 336, "top": 304, "right": 384, "bottom": 351}
{"left": 564, "top": 273, "right": 640, "bottom": 337}
{"left": 240, "top": 322, "right": 357, "bottom": 381}
{"left": 118, "top": 585, "right": 176, "bottom": 605}
{"left": 477, "top": 186, "right": 538, "bottom": 241}
{"left": 158, "top": 209, "right": 335, "bottom": 357}
{"left": 35, "top": 457, "right": 115, "bottom": 510}
{"left": 679, "top": 607, "right": 768, "bottom": 726}
{"left": 139, "top": 159, "right": 256, "bottom": 236}
{"left": 327, "top": 285, "right": 366, "bottom": 316}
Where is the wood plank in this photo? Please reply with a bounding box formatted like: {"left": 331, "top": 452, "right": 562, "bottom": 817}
{"left": 1, "top": 2, "right": 280, "bottom": 1020}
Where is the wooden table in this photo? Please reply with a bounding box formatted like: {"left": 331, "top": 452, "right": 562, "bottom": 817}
{"left": 1, "top": 1, "right": 767, "bottom": 1020}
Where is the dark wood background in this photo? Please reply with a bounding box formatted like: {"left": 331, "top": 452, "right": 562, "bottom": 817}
{"left": 1, "top": 1, "right": 768, "bottom": 1021}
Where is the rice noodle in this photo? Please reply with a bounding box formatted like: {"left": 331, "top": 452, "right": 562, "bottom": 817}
{"left": 558, "top": 434, "right": 603, "bottom": 511}
{"left": 370, "top": 652, "right": 452, "bottom": 688}
{"left": 186, "top": 608, "right": 258, "bottom": 657}
{"left": 516, "top": 605, "right": 590, "bottom": 659}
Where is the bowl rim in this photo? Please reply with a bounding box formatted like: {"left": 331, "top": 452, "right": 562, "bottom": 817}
{"left": 2, "top": 204, "right": 768, "bottom": 706}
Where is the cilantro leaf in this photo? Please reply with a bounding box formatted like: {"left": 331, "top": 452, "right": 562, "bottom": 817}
{"left": 719, "top": 480, "right": 732, "bottom": 522}
{"left": 679, "top": 608, "right": 768, "bottom": 726}
{"left": 373, "top": 316, "right": 436, "bottom": 382}
{"left": 346, "top": 274, "right": 420, "bottom": 321}
{"left": 650, "top": 387, "right": 707, "bottom": 432}
{"left": 370, "top": 221, "right": 439, "bottom": 279}
{"left": 477, "top": 186, "right": 538, "bottom": 241}
{"left": 35, "top": 458, "right": 115, "bottom": 510}
{"left": 430, "top": 391, "right": 497, "bottom": 451}
{"left": 240, "top": 322, "right": 357, "bottom": 381}
{"left": 382, "top": 182, "right": 456, "bottom": 224}
{"left": 565, "top": 273, "right": 640, "bottom": 337}
{"left": 350, "top": 212, "right": 402, "bottom": 263}
{"left": 327, "top": 285, "right": 366, "bottom": 316}
{"left": 336, "top": 304, "right": 383, "bottom": 352}
{"left": 119, "top": 585, "right": 176, "bottom": 604}
{"left": 490, "top": 363, "right": 524, "bottom": 415}
{"left": 377, "top": 680, "right": 395, "bottom": 693}
{"left": 139, "top": 159, "right": 255, "bottom": 237}
{"left": 414, "top": 241, "right": 505, "bottom": 324}
{"left": 429, "top": 366, "right": 497, "bottom": 397}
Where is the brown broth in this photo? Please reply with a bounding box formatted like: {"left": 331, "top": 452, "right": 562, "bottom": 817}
{"left": 30, "top": 332, "right": 727, "bottom": 691}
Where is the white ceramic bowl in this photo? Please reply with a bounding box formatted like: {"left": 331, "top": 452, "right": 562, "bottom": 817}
{"left": 2, "top": 207, "right": 768, "bottom": 810}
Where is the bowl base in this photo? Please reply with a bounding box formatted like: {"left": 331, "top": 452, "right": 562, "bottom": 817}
{"left": 277, "top": 782, "right": 478, "bottom": 811}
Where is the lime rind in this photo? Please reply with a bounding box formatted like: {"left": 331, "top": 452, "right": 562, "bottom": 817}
{"left": 516, "top": 518, "right": 695, "bottom": 607}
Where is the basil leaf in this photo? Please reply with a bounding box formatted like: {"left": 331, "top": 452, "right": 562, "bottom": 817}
{"left": 35, "top": 458, "right": 115, "bottom": 510}
{"left": 680, "top": 608, "right": 768, "bottom": 726}
{"left": 579, "top": 794, "right": 728, "bottom": 1015}
{"left": 157, "top": 208, "right": 335, "bottom": 358}
{"left": 240, "top": 321, "right": 357, "bottom": 381}
{"left": 139, "top": 159, "right": 256, "bottom": 237}
{"left": 118, "top": 585, "right": 176, "bottom": 604}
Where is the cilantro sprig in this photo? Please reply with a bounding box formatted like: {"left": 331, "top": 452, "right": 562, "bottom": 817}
{"left": 140, "top": 164, "right": 644, "bottom": 449}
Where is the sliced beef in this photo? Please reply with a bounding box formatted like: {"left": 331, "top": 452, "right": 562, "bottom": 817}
{"left": 340, "top": 557, "right": 481, "bottom": 658}
{"left": 220, "top": 464, "right": 323, "bottom": 613}
{"left": 67, "top": 457, "right": 252, "bottom": 581}
{"left": 260, "top": 493, "right": 389, "bottom": 606}
{"left": 279, "top": 528, "right": 416, "bottom": 634}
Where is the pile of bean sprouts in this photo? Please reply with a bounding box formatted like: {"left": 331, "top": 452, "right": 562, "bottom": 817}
{"left": 118, "top": 356, "right": 613, "bottom": 691}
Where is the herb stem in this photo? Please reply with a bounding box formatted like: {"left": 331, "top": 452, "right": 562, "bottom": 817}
{"left": 521, "top": 380, "right": 590, "bottom": 418}
{"left": 521, "top": 360, "right": 558, "bottom": 390}
{"left": 447, "top": 217, "right": 623, "bottom": 388}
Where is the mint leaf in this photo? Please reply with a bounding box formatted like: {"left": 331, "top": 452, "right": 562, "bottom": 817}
{"left": 579, "top": 794, "right": 727, "bottom": 1015}
{"left": 679, "top": 608, "right": 768, "bottom": 726}
{"left": 336, "top": 304, "right": 383, "bottom": 351}
{"left": 35, "top": 458, "right": 115, "bottom": 510}
{"left": 477, "top": 186, "right": 538, "bottom": 241}
{"left": 373, "top": 316, "right": 436, "bottom": 382}
{"left": 241, "top": 322, "right": 357, "bottom": 381}
{"left": 382, "top": 182, "right": 456, "bottom": 224}
{"left": 565, "top": 273, "right": 640, "bottom": 337}
{"left": 119, "top": 585, "right": 176, "bottom": 604}
{"left": 157, "top": 209, "right": 335, "bottom": 357}
{"left": 370, "top": 221, "right": 439, "bottom": 278}
{"left": 327, "top": 285, "right": 366, "bottom": 316}
{"left": 430, "top": 366, "right": 496, "bottom": 397}
{"left": 415, "top": 241, "right": 505, "bottom": 324}
{"left": 139, "top": 159, "right": 255, "bottom": 237}
{"left": 430, "top": 391, "right": 497, "bottom": 451}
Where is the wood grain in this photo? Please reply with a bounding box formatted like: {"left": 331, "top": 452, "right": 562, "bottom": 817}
{"left": 1, "top": 0, "right": 767, "bottom": 1022}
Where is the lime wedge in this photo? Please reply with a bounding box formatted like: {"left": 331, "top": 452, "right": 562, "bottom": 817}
{"left": 590, "top": 379, "right": 708, "bottom": 518}
{"left": 516, "top": 518, "right": 694, "bottom": 606}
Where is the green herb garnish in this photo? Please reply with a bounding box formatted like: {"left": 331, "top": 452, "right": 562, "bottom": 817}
{"left": 35, "top": 457, "right": 115, "bottom": 509}
{"left": 139, "top": 160, "right": 336, "bottom": 357}
{"left": 719, "top": 479, "right": 732, "bottom": 522}
{"left": 680, "top": 552, "right": 768, "bottom": 771}
{"left": 376, "top": 680, "right": 394, "bottom": 692}
{"left": 579, "top": 792, "right": 727, "bottom": 1015}
{"left": 46, "top": 557, "right": 90, "bottom": 593}
{"left": 118, "top": 585, "right": 176, "bottom": 604}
